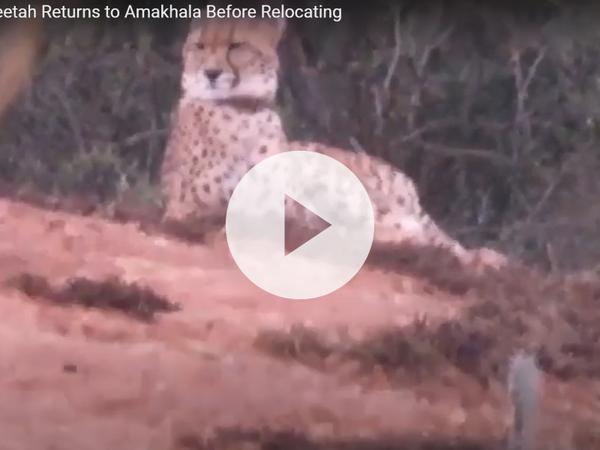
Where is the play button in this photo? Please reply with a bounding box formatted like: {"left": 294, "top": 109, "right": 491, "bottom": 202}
{"left": 225, "top": 150, "right": 374, "bottom": 300}
{"left": 284, "top": 195, "right": 331, "bottom": 255}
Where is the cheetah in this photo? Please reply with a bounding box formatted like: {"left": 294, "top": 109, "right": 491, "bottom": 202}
{"left": 160, "top": 15, "right": 506, "bottom": 269}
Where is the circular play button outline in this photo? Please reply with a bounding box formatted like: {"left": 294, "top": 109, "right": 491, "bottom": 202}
{"left": 225, "top": 150, "right": 374, "bottom": 300}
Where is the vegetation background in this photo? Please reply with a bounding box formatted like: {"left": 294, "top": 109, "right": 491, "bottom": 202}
{"left": 2, "top": 0, "right": 600, "bottom": 272}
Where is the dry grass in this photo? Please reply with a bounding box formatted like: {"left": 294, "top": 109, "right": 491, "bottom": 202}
{"left": 177, "top": 428, "right": 495, "bottom": 450}
{"left": 6, "top": 272, "right": 180, "bottom": 321}
{"left": 256, "top": 242, "right": 600, "bottom": 385}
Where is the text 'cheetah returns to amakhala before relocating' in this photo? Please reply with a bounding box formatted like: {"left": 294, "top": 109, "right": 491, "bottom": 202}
{"left": 159, "top": 14, "right": 507, "bottom": 271}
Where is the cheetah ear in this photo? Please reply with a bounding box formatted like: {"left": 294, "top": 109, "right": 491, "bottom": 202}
{"left": 184, "top": 17, "right": 204, "bottom": 54}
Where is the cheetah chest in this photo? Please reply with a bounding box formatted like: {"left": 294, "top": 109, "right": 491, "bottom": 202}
{"left": 179, "top": 104, "right": 285, "bottom": 213}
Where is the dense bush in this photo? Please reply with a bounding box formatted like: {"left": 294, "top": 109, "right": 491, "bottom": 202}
{"left": 2, "top": 2, "right": 600, "bottom": 270}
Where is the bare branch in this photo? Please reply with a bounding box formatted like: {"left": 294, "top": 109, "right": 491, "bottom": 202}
{"left": 511, "top": 48, "right": 525, "bottom": 126}
{"left": 416, "top": 7, "right": 455, "bottom": 76}
{"left": 417, "top": 23, "right": 454, "bottom": 75}
{"left": 526, "top": 151, "right": 574, "bottom": 222}
{"left": 416, "top": 140, "right": 514, "bottom": 167}
{"left": 512, "top": 46, "right": 546, "bottom": 143}
{"left": 383, "top": 5, "right": 402, "bottom": 92}
{"left": 399, "top": 118, "right": 461, "bottom": 143}
{"left": 52, "top": 86, "right": 87, "bottom": 155}
{"left": 349, "top": 136, "right": 366, "bottom": 153}
{"left": 523, "top": 47, "right": 547, "bottom": 96}
{"left": 372, "top": 86, "right": 384, "bottom": 135}
{"left": 122, "top": 129, "right": 168, "bottom": 147}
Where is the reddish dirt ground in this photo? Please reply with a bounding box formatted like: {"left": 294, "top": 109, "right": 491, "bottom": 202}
{"left": 0, "top": 197, "right": 598, "bottom": 449}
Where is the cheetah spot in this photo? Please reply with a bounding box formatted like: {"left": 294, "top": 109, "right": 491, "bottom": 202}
{"left": 377, "top": 207, "right": 391, "bottom": 216}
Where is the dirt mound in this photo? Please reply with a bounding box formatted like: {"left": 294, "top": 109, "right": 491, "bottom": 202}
{"left": 0, "top": 197, "right": 598, "bottom": 449}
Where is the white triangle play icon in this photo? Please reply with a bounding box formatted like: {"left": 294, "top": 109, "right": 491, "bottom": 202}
{"left": 284, "top": 195, "right": 331, "bottom": 255}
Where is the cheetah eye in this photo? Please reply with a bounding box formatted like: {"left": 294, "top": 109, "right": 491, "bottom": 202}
{"left": 228, "top": 42, "right": 243, "bottom": 51}
{"left": 196, "top": 42, "right": 205, "bottom": 50}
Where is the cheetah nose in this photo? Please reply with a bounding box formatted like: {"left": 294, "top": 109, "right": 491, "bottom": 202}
{"left": 204, "top": 69, "right": 222, "bottom": 83}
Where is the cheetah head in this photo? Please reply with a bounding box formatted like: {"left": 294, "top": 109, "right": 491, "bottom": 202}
{"left": 181, "top": 16, "right": 286, "bottom": 103}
